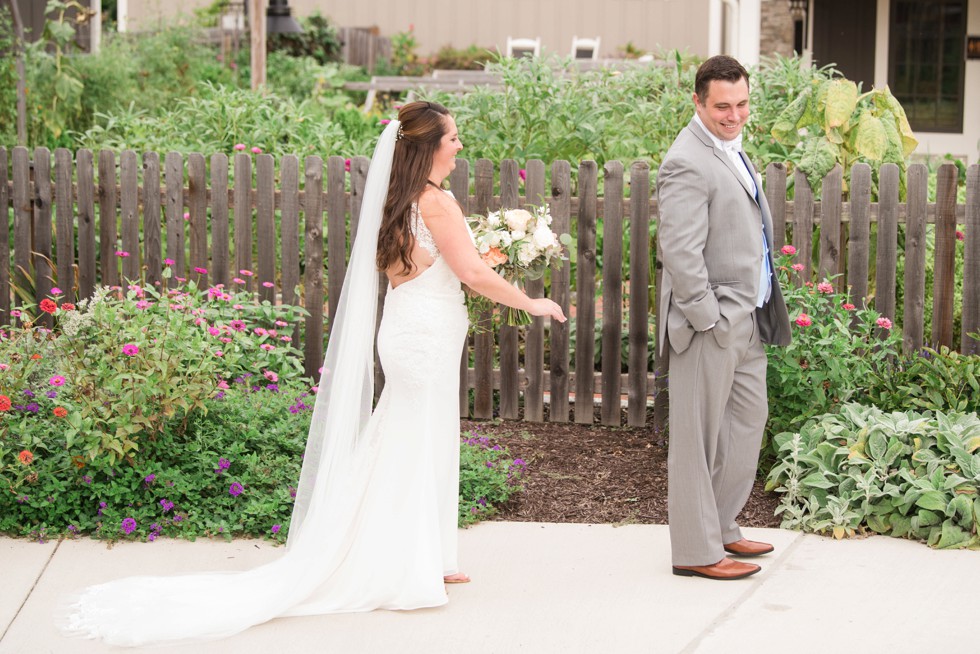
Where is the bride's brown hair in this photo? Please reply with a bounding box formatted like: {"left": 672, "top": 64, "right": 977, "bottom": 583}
{"left": 376, "top": 101, "right": 451, "bottom": 275}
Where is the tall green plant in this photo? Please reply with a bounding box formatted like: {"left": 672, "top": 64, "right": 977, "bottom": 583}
{"left": 770, "top": 77, "right": 918, "bottom": 193}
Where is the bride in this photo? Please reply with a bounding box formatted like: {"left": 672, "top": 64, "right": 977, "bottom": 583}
{"left": 58, "top": 101, "right": 566, "bottom": 646}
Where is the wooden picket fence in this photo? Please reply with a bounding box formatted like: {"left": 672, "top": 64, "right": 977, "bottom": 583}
{"left": 1, "top": 146, "right": 978, "bottom": 435}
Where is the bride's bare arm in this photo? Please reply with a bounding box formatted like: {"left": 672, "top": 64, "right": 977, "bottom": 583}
{"left": 418, "top": 189, "right": 566, "bottom": 322}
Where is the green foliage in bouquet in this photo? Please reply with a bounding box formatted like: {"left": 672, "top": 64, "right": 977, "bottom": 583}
{"left": 769, "top": 78, "right": 918, "bottom": 193}
{"left": 767, "top": 403, "right": 980, "bottom": 549}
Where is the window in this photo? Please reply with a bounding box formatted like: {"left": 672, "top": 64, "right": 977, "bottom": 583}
{"left": 889, "top": 0, "right": 967, "bottom": 132}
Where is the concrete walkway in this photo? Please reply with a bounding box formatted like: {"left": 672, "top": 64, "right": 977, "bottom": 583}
{"left": 1, "top": 523, "right": 977, "bottom": 653}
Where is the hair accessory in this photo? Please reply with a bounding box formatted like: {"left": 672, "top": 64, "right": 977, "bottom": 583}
{"left": 396, "top": 125, "right": 405, "bottom": 141}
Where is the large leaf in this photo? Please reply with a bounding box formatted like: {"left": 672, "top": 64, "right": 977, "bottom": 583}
{"left": 796, "top": 136, "right": 839, "bottom": 190}
{"left": 915, "top": 490, "right": 949, "bottom": 512}
{"left": 853, "top": 111, "right": 888, "bottom": 160}
{"left": 824, "top": 79, "right": 859, "bottom": 130}
{"left": 877, "top": 86, "right": 918, "bottom": 156}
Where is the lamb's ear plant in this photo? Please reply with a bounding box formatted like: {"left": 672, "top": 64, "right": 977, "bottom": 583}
{"left": 767, "top": 403, "right": 980, "bottom": 549}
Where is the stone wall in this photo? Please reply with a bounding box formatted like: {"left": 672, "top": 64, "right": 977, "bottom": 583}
{"left": 761, "top": 0, "right": 795, "bottom": 58}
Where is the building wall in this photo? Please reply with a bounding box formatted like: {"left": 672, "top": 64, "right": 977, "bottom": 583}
{"left": 759, "top": 0, "right": 794, "bottom": 58}
{"left": 124, "top": 0, "right": 711, "bottom": 59}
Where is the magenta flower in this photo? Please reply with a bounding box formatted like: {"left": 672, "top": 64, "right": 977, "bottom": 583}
{"left": 956, "top": 230, "right": 965, "bottom": 241}
{"left": 260, "top": 343, "right": 275, "bottom": 351}
{"left": 263, "top": 370, "right": 279, "bottom": 382}
{"left": 232, "top": 277, "right": 246, "bottom": 285}
{"left": 780, "top": 245, "right": 797, "bottom": 256}
{"left": 144, "top": 473, "right": 156, "bottom": 484}
{"left": 164, "top": 258, "right": 175, "bottom": 266}
{"left": 194, "top": 267, "right": 207, "bottom": 275}
{"left": 271, "top": 524, "right": 281, "bottom": 534}
{"left": 795, "top": 313, "right": 812, "bottom": 327}
{"left": 115, "top": 250, "right": 130, "bottom": 258}
{"left": 239, "top": 269, "right": 254, "bottom": 277}
{"left": 791, "top": 263, "right": 805, "bottom": 272}
{"left": 816, "top": 282, "right": 834, "bottom": 294}
{"left": 380, "top": 119, "right": 391, "bottom": 125}
{"left": 122, "top": 343, "right": 140, "bottom": 356}
{"left": 120, "top": 517, "right": 137, "bottom": 534}
{"left": 842, "top": 302, "right": 856, "bottom": 311}
{"left": 135, "top": 300, "right": 151, "bottom": 310}
{"left": 214, "top": 350, "right": 224, "bottom": 357}
{"left": 49, "top": 375, "right": 66, "bottom": 386}
{"left": 229, "top": 320, "right": 246, "bottom": 331}
{"left": 876, "top": 317, "right": 893, "bottom": 330}
{"left": 228, "top": 482, "right": 244, "bottom": 497}
{"left": 50, "top": 287, "right": 63, "bottom": 295}
{"left": 519, "top": 169, "right": 527, "bottom": 182}
{"left": 251, "top": 146, "right": 262, "bottom": 154}
{"left": 344, "top": 159, "right": 351, "bottom": 172}
{"left": 262, "top": 281, "right": 274, "bottom": 288}
{"left": 234, "top": 143, "right": 246, "bottom": 151}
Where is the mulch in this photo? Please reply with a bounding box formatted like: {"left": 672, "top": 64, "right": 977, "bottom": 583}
{"left": 462, "top": 408, "right": 781, "bottom": 529}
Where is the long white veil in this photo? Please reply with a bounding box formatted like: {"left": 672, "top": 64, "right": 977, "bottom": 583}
{"left": 57, "top": 120, "right": 401, "bottom": 647}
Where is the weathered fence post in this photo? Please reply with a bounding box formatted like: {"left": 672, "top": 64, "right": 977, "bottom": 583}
{"left": 143, "top": 152, "right": 163, "bottom": 289}
{"left": 600, "top": 161, "right": 624, "bottom": 427}
{"left": 964, "top": 165, "right": 980, "bottom": 355}
{"left": 875, "top": 164, "right": 900, "bottom": 324}
{"left": 499, "top": 159, "right": 521, "bottom": 420}
{"left": 550, "top": 160, "right": 572, "bottom": 422}
{"left": 472, "top": 159, "right": 495, "bottom": 419}
{"left": 932, "top": 164, "right": 958, "bottom": 349}
{"left": 847, "top": 163, "right": 872, "bottom": 305}
{"left": 904, "top": 164, "right": 928, "bottom": 354}
{"left": 627, "top": 161, "right": 650, "bottom": 428}
{"left": 575, "top": 160, "right": 598, "bottom": 424}
{"left": 303, "top": 155, "right": 324, "bottom": 380}
{"left": 792, "top": 169, "right": 813, "bottom": 283}
{"left": 523, "top": 160, "right": 548, "bottom": 422}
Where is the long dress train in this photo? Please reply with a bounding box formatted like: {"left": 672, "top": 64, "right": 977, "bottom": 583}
{"left": 57, "top": 123, "right": 469, "bottom": 647}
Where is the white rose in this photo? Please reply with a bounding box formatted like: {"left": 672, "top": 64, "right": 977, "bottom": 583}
{"left": 510, "top": 230, "right": 526, "bottom": 241}
{"left": 532, "top": 224, "right": 557, "bottom": 249}
{"left": 478, "top": 242, "right": 491, "bottom": 254}
{"left": 487, "top": 211, "right": 502, "bottom": 227}
{"left": 505, "top": 209, "right": 533, "bottom": 233}
{"left": 518, "top": 242, "right": 537, "bottom": 265}
{"left": 499, "top": 232, "right": 513, "bottom": 247}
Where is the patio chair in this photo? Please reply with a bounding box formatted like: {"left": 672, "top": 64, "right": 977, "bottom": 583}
{"left": 506, "top": 36, "right": 541, "bottom": 58}
{"left": 570, "top": 36, "right": 600, "bottom": 60}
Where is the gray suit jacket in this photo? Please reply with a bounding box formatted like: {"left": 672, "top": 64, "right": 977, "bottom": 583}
{"left": 656, "top": 120, "right": 791, "bottom": 355}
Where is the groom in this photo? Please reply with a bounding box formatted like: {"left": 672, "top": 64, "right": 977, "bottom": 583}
{"left": 656, "top": 55, "right": 791, "bottom": 580}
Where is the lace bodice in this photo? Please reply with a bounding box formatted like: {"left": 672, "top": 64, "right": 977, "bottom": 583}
{"left": 410, "top": 204, "right": 439, "bottom": 258}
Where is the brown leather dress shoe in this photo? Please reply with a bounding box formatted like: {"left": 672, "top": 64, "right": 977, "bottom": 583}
{"left": 723, "top": 538, "right": 775, "bottom": 557}
{"left": 672, "top": 557, "right": 760, "bottom": 580}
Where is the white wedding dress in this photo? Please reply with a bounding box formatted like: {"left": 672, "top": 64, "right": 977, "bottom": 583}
{"left": 58, "top": 123, "right": 470, "bottom": 647}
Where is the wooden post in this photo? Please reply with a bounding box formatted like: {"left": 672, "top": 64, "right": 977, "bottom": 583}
{"left": 575, "top": 160, "right": 598, "bottom": 424}
{"left": 76, "top": 149, "right": 96, "bottom": 300}
{"left": 303, "top": 155, "right": 324, "bottom": 379}
{"left": 627, "top": 161, "right": 650, "bottom": 428}
{"left": 255, "top": 154, "right": 276, "bottom": 304}
{"left": 962, "top": 165, "right": 980, "bottom": 355}
{"left": 119, "top": 151, "right": 140, "bottom": 283}
{"left": 188, "top": 153, "right": 208, "bottom": 288}
{"left": 847, "top": 163, "right": 872, "bottom": 306}
{"left": 818, "top": 165, "right": 842, "bottom": 281}
{"left": 164, "top": 152, "right": 185, "bottom": 286}
{"left": 792, "top": 169, "right": 813, "bottom": 284}
{"left": 765, "top": 163, "right": 787, "bottom": 250}
{"left": 97, "top": 150, "right": 118, "bottom": 289}
{"left": 142, "top": 152, "right": 162, "bottom": 289}
{"left": 931, "top": 164, "right": 958, "bottom": 349}
{"left": 250, "top": 0, "right": 266, "bottom": 90}
{"left": 498, "top": 160, "right": 521, "bottom": 420}
{"left": 600, "top": 161, "right": 624, "bottom": 427}
{"left": 523, "top": 160, "right": 547, "bottom": 422}
{"left": 473, "top": 159, "right": 495, "bottom": 419}
{"left": 549, "top": 160, "right": 572, "bottom": 423}
{"left": 210, "top": 154, "right": 230, "bottom": 287}
{"left": 0, "top": 148, "right": 10, "bottom": 321}
{"left": 54, "top": 148, "right": 74, "bottom": 298}
{"left": 903, "top": 164, "right": 928, "bottom": 354}
{"left": 875, "top": 164, "right": 900, "bottom": 325}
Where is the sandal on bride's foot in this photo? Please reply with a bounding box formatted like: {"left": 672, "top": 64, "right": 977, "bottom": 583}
{"left": 443, "top": 573, "right": 470, "bottom": 584}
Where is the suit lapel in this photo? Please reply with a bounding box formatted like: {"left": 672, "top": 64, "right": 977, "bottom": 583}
{"left": 687, "top": 121, "right": 757, "bottom": 201}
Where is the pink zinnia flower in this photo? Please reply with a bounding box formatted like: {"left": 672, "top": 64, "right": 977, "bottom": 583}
{"left": 122, "top": 343, "right": 140, "bottom": 356}
{"left": 164, "top": 258, "right": 175, "bottom": 266}
{"left": 816, "top": 282, "right": 834, "bottom": 294}
{"left": 208, "top": 327, "right": 221, "bottom": 336}
{"left": 135, "top": 300, "right": 150, "bottom": 310}
{"left": 234, "top": 143, "right": 246, "bottom": 151}
{"left": 780, "top": 245, "right": 797, "bottom": 256}
{"left": 217, "top": 380, "right": 230, "bottom": 389}
{"left": 380, "top": 119, "right": 391, "bottom": 125}
{"left": 183, "top": 212, "right": 190, "bottom": 221}
{"left": 49, "top": 375, "right": 66, "bottom": 386}
{"left": 115, "top": 250, "right": 129, "bottom": 258}
{"left": 260, "top": 343, "right": 275, "bottom": 351}
{"left": 214, "top": 351, "right": 224, "bottom": 357}
{"left": 791, "top": 263, "right": 804, "bottom": 272}
{"left": 795, "top": 313, "right": 812, "bottom": 327}
{"left": 251, "top": 147, "right": 262, "bottom": 154}
{"left": 264, "top": 370, "right": 278, "bottom": 382}
{"left": 344, "top": 159, "right": 351, "bottom": 172}
{"left": 194, "top": 267, "right": 207, "bottom": 275}
{"left": 50, "top": 287, "right": 63, "bottom": 295}
{"left": 280, "top": 336, "right": 292, "bottom": 342}
{"left": 219, "top": 337, "right": 232, "bottom": 343}
{"left": 956, "top": 230, "right": 965, "bottom": 241}
{"left": 262, "top": 281, "right": 274, "bottom": 288}
{"left": 842, "top": 302, "right": 856, "bottom": 311}
{"left": 229, "top": 320, "right": 246, "bottom": 331}
{"left": 232, "top": 277, "right": 246, "bottom": 285}
{"left": 239, "top": 269, "right": 254, "bottom": 277}
{"left": 519, "top": 169, "right": 527, "bottom": 182}
{"left": 274, "top": 320, "right": 288, "bottom": 327}
{"left": 876, "top": 317, "right": 893, "bottom": 330}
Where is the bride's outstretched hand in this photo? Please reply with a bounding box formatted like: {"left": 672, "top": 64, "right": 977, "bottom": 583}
{"left": 528, "top": 298, "right": 567, "bottom": 322}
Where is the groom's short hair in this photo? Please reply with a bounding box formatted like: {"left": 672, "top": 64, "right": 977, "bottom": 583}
{"left": 695, "top": 56, "right": 749, "bottom": 103}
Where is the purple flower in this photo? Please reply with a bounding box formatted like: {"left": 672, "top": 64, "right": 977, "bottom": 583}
{"left": 82, "top": 475, "right": 93, "bottom": 485}
{"left": 229, "top": 482, "right": 244, "bottom": 497}
{"left": 160, "top": 498, "right": 174, "bottom": 513}
{"left": 485, "top": 461, "right": 494, "bottom": 468}
{"left": 217, "top": 457, "right": 231, "bottom": 473}
{"left": 23, "top": 389, "right": 34, "bottom": 398}
{"left": 271, "top": 524, "right": 281, "bottom": 534}
{"left": 46, "top": 390, "right": 58, "bottom": 398}
{"left": 512, "top": 458, "right": 526, "bottom": 467}
{"left": 173, "top": 515, "right": 183, "bottom": 523}
{"left": 120, "top": 517, "right": 137, "bottom": 534}
{"left": 144, "top": 473, "right": 156, "bottom": 484}
{"left": 24, "top": 402, "right": 40, "bottom": 413}
{"left": 148, "top": 533, "right": 157, "bottom": 541}
{"left": 67, "top": 524, "right": 77, "bottom": 533}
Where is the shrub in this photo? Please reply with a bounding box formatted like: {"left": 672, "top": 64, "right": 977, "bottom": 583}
{"left": 864, "top": 346, "right": 980, "bottom": 415}
{"left": 765, "top": 247, "right": 902, "bottom": 452}
{"left": 267, "top": 11, "right": 343, "bottom": 64}
{"left": 766, "top": 403, "right": 980, "bottom": 549}
{"left": 458, "top": 430, "right": 527, "bottom": 526}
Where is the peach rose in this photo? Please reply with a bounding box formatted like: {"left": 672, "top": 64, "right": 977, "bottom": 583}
{"left": 481, "top": 247, "right": 509, "bottom": 268}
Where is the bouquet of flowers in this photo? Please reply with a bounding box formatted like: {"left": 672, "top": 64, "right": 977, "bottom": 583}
{"left": 467, "top": 204, "right": 568, "bottom": 326}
